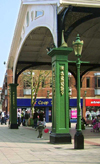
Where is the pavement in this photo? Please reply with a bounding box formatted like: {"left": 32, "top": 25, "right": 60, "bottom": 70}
{"left": 0, "top": 122, "right": 100, "bottom": 164}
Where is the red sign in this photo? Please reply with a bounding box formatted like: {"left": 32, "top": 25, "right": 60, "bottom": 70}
{"left": 86, "top": 99, "right": 100, "bottom": 106}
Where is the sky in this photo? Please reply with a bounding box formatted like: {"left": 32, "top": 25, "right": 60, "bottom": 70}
{"left": 0, "top": 0, "right": 21, "bottom": 87}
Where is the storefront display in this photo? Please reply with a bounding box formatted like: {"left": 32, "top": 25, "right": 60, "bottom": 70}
{"left": 70, "top": 108, "right": 77, "bottom": 119}
{"left": 85, "top": 99, "right": 100, "bottom": 120}
{"left": 17, "top": 98, "right": 83, "bottom": 122}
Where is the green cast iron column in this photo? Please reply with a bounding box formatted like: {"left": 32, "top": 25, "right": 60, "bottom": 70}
{"left": 74, "top": 57, "right": 84, "bottom": 149}
{"left": 9, "top": 83, "right": 18, "bottom": 129}
{"left": 48, "top": 47, "right": 73, "bottom": 144}
{"left": 76, "top": 58, "right": 81, "bottom": 131}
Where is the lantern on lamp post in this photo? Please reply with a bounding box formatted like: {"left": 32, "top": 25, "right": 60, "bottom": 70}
{"left": 72, "top": 34, "right": 84, "bottom": 149}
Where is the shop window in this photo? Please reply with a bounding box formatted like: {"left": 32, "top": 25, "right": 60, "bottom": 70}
{"left": 86, "top": 77, "right": 90, "bottom": 88}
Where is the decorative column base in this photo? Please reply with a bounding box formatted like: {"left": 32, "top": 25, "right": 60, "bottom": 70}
{"left": 9, "top": 123, "right": 18, "bottom": 129}
{"left": 50, "top": 133, "right": 72, "bottom": 144}
{"left": 74, "top": 131, "right": 84, "bottom": 149}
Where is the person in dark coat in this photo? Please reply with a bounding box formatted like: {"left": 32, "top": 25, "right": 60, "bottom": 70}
{"left": 25, "top": 110, "right": 29, "bottom": 126}
{"left": 33, "top": 110, "right": 38, "bottom": 129}
{"left": 39, "top": 110, "right": 44, "bottom": 122}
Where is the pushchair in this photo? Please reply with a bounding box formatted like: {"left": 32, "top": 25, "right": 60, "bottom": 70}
{"left": 91, "top": 118, "right": 98, "bottom": 132}
{"left": 91, "top": 119, "right": 100, "bottom": 132}
{"left": 97, "top": 122, "right": 100, "bottom": 132}
{"left": 92, "top": 123, "right": 98, "bottom": 132}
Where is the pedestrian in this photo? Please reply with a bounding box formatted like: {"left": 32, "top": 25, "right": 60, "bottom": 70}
{"left": 21, "top": 111, "right": 25, "bottom": 125}
{"left": 0, "top": 111, "right": 2, "bottom": 122}
{"left": 36, "top": 121, "right": 45, "bottom": 138}
{"left": 25, "top": 110, "right": 29, "bottom": 126}
{"left": 1, "top": 111, "right": 6, "bottom": 125}
{"left": 39, "top": 110, "right": 44, "bottom": 122}
{"left": 81, "top": 117, "right": 88, "bottom": 126}
{"left": 33, "top": 109, "right": 38, "bottom": 129}
{"left": 17, "top": 110, "right": 21, "bottom": 126}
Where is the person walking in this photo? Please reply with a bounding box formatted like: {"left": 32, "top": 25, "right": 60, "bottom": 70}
{"left": 17, "top": 110, "right": 21, "bottom": 126}
{"left": 21, "top": 111, "right": 25, "bottom": 126}
{"left": 33, "top": 110, "right": 38, "bottom": 129}
{"left": 36, "top": 121, "right": 45, "bottom": 138}
{"left": 1, "top": 111, "right": 6, "bottom": 125}
{"left": 39, "top": 110, "right": 44, "bottom": 122}
{"left": 25, "top": 110, "right": 29, "bottom": 126}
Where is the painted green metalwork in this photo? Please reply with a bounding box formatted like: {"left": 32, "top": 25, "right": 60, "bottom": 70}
{"left": 9, "top": 83, "right": 18, "bottom": 129}
{"left": 48, "top": 47, "right": 73, "bottom": 135}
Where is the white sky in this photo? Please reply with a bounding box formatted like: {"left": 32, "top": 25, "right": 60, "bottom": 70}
{"left": 0, "top": 0, "right": 21, "bottom": 87}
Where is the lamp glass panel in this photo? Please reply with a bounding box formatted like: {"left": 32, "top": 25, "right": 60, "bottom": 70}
{"left": 74, "top": 44, "right": 83, "bottom": 56}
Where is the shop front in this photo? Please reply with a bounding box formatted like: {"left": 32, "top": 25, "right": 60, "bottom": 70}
{"left": 69, "top": 98, "right": 83, "bottom": 122}
{"left": 85, "top": 98, "right": 100, "bottom": 120}
{"left": 17, "top": 98, "right": 52, "bottom": 122}
{"left": 17, "top": 98, "right": 83, "bottom": 122}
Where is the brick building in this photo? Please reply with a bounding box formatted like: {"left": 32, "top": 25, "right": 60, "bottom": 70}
{"left": 1, "top": 69, "right": 100, "bottom": 121}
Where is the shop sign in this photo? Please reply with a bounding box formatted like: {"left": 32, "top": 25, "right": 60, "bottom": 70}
{"left": 70, "top": 108, "right": 77, "bottom": 119}
{"left": 17, "top": 98, "right": 52, "bottom": 107}
{"left": 86, "top": 99, "right": 100, "bottom": 106}
{"left": 35, "top": 99, "right": 52, "bottom": 106}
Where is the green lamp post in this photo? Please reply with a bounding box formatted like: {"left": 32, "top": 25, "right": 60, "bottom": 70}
{"left": 72, "top": 34, "right": 84, "bottom": 149}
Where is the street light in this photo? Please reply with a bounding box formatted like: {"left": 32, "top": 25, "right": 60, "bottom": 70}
{"left": 72, "top": 34, "right": 84, "bottom": 149}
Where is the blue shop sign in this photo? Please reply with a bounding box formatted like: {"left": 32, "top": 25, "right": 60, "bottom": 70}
{"left": 17, "top": 98, "right": 83, "bottom": 107}
{"left": 17, "top": 98, "right": 52, "bottom": 107}
{"left": 69, "top": 99, "right": 83, "bottom": 107}
{"left": 35, "top": 99, "right": 52, "bottom": 106}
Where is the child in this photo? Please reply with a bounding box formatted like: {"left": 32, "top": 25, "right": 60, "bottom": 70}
{"left": 36, "top": 121, "right": 45, "bottom": 138}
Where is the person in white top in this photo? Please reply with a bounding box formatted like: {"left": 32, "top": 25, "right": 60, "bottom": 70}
{"left": 96, "top": 109, "right": 100, "bottom": 116}
{"left": 1, "top": 111, "right": 6, "bottom": 125}
{"left": 85, "top": 109, "right": 92, "bottom": 120}
{"left": 17, "top": 110, "right": 21, "bottom": 126}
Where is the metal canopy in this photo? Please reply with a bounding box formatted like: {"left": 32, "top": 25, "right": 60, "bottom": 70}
{"left": 16, "top": 27, "right": 53, "bottom": 78}
{"left": 16, "top": 6, "right": 100, "bottom": 82}
{"left": 58, "top": 6, "right": 100, "bottom": 79}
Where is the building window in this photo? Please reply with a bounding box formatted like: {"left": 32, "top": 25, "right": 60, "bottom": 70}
{"left": 24, "top": 80, "right": 30, "bottom": 88}
{"left": 50, "top": 78, "right": 52, "bottom": 87}
{"left": 26, "top": 11, "right": 29, "bottom": 26}
{"left": 41, "top": 79, "right": 45, "bottom": 88}
{"left": 95, "top": 77, "right": 100, "bottom": 88}
{"left": 98, "top": 77, "right": 100, "bottom": 87}
{"left": 86, "top": 77, "right": 90, "bottom": 88}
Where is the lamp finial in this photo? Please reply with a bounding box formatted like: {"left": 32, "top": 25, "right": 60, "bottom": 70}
{"left": 60, "top": 30, "right": 68, "bottom": 47}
